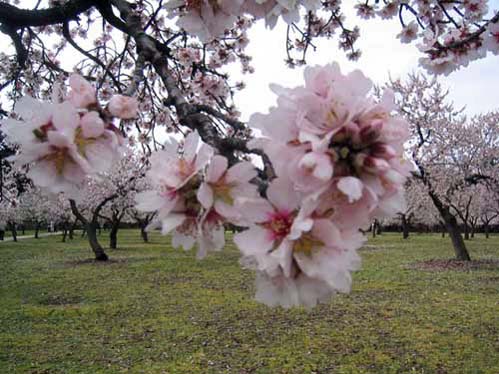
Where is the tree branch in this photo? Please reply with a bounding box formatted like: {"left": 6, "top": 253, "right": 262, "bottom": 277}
{"left": 0, "top": 0, "right": 97, "bottom": 29}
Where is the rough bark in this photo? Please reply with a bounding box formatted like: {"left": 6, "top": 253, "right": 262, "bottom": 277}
{"left": 444, "top": 214, "right": 471, "bottom": 261}
{"left": 140, "top": 225, "right": 149, "bottom": 243}
{"left": 481, "top": 214, "right": 497, "bottom": 239}
{"left": 109, "top": 224, "right": 119, "bottom": 249}
{"left": 108, "top": 210, "right": 125, "bottom": 249}
{"left": 70, "top": 199, "right": 110, "bottom": 261}
{"left": 427, "top": 191, "right": 471, "bottom": 261}
{"left": 132, "top": 212, "right": 155, "bottom": 243}
{"left": 427, "top": 192, "right": 470, "bottom": 260}
{"left": 401, "top": 214, "right": 410, "bottom": 239}
{"left": 463, "top": 224, "right": 470, "bottom": 240}
{"left": 8, "top": 221, "right": 17, "bottom": 242}
{"left": 86, "top": 222, "right": 108, "bottom": 261}
{"left": 69, "top": 219, "right": 77, "bottom": 240}
{"left": 34, "top": 221, "right": 40, "bottom": 239}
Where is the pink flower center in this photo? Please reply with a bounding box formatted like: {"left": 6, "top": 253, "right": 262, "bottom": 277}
{"left": 265, "top": 211, "right": 293, "bottom": 241}
{"left": 42, "top": 146, "right": 70, "bottom": 175}
{"left": 177, "top": 158, "right": 196, "bottom": 179}
{"left": 33, "top": 122, "right": 54, "bottom": 141}
{"left": 159, "top": 185, "right": 177, "bottom": 200}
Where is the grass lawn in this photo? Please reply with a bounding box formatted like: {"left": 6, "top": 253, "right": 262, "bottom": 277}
{"left": 0, "top": 230, "right": 498, "bottom": 374}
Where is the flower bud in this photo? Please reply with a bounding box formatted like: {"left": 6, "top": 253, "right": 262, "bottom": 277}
{"left": 364, "top": 156, "right": 390, "bottom": 174}
{"left": 370, "top": 142, "right": 397, "bottom": 159}
{"left": 358, "top": 119, "right": 383, "bottom": 145}
{"left": 108, "top": 95, "right": 139, "bottom": 119}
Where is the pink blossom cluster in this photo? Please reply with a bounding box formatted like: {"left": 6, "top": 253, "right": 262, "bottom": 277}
{"left": 167, "top": 18, "right": 254, "bottom": 114}
{"left": 351, "top": 0, "right": 497, "bottom": 75}
{"left": 237, "top": 63, "right": 412, "bottom": 307}
{"left": 135, "top": 63, "right": 412, "bottom": 308}
{"left": 135, "top": 131, "right": 259, "bottom": 258}
{"left": 1, "top": 74, "right": 137, "bottom": 198}
{"left": 166, "top": 0, "right": 321, "bottom": 42}
{"left": 398, "top": 0, "right": 493, "bottom": 75}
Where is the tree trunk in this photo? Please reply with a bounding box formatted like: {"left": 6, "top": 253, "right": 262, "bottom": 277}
{"left": 109, "top": 223, "right": 119, "bottom": 249}
{"left": 463, "top": 224, "right": 470, "bottom": 240}
{"left": 401, "top": 214, "right": 409, "bottom": 239}
{"left": 140, "top": 225, "right": 149, "bottom": 243}
{"left": 443, "top": 213, "right": 471, "bottom": 261}
{"left": 8, "top": 222, "right": 17, "bottom": 242}
{"left": 484, "top": 223, "right": 490, "bottom": 239}
{"left": 69, "top": 199, "right": 109, "bottom": 261}
{"left": 69, "top": 219, "right": 77, "bottom": 240}
{"left": 371, "top": 221, "right": 376, "bottom": 238}
{"left": 34, "top": 221, "right": 40, "bottom": 239}
{"left": 86, "top": 222, "right": 108, "bottom": 261}
{"left": 429, "top": 193, "right": 471, "bottom": 261}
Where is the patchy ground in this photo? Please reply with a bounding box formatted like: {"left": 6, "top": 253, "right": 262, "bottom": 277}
{"left": 0, "top": 230, "right": 498, "bottom": 374}
{"left": 408, "top": 258, "right": 499, "bottom": 271}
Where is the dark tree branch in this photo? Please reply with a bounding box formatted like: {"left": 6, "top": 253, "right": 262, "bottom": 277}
{"left": 0, "top": 24, "right": 27, "bottom": 67}
{"left": 0, "top": 0, "right": 97, "bottom": 29}
{"left": 69, "top": 199, "right": 87, "bottom": 224}
{"left": 193, "top": 104, "right": 245, "bottom": 131}
{"left": 62, "top": 21, "right": 123, "bottom": 90}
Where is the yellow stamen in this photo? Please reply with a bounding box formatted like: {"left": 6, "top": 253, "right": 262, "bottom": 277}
{"left": 293, "top": 233, "right": 323, "bottom": 256}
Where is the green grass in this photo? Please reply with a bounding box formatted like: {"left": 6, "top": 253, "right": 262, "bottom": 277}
{"left": 0, "top": 230, "right": 498, "bottom": 374}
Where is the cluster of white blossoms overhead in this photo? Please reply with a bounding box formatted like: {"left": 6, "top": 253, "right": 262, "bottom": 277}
{"left": 135, "top": 132, "right": 259, "bottom": 258}
{"left": 235, "top": 63, "right": 413, "bottom": 307}
{"left": 166, "top": 0, "right": 321, "bottom": 41}
{"left": 135, "top": 63, "right": 412, "bottom": 307}
{"left": 1, "top": 75, "right": 138, "bottom": 199}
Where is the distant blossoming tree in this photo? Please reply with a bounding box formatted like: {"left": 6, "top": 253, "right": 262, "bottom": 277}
{"left": 389, "top": 73, "right": 499, "bottom": 261}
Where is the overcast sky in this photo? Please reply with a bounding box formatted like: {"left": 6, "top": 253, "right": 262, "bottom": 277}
{"left": 2, "top": 1, "right": 498, "bottom": 119}
{"left": 230, "top": 2, "right": 499, "bottom": 120}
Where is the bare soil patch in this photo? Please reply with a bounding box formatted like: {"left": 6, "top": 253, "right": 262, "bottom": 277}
{"left": 407, "top": 258, "right": 499, "bottom": 271}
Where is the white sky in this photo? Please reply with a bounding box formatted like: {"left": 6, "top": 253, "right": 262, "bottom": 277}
{"left": 230, "top": 2, "right": 499, "bottom": 120}
{"left": 2, "top": 1, "right": 498, "bottom": 119}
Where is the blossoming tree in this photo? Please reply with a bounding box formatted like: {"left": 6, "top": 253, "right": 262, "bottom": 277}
{"left": 389, "top": 74, "right": 498, "bottom": 261}
{"left": 1, "top": 0, "right": 498, "bottom": 307}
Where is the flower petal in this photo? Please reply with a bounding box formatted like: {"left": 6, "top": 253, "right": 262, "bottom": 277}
{"left": 267, "top": 177, "right": 299, "bottom": 212}
{"left": 196, "top": 182, "right": 214, "bottom": 209}
{"left": 206, "top": 155, "right": 228, "bottom": 182}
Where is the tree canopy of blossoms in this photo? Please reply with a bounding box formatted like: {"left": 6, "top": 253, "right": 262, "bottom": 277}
{"left": 389, "top": 73, "right": 499, "bottom": 261}
{"left": 0, "top": 0, "right": 497, "bottom": 307}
